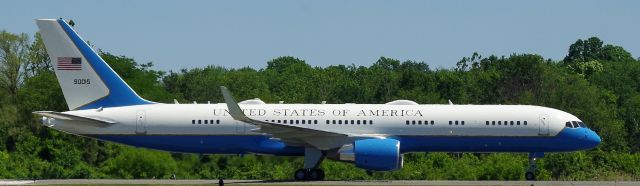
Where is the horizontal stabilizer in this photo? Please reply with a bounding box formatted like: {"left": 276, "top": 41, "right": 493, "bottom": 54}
{"left": 33, "top": 111, "right": 117, "bottom": 127}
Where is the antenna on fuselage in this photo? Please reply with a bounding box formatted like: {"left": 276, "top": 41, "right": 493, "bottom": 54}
{"left": 448, "top": 100, "right": 454, "bottom": 105}
{"left": 174, "top": 99, "right": 180, "bottom": 104}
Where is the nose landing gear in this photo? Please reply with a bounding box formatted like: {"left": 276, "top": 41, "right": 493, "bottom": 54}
{"left": 525, "top": 152, "right": 543, "bottom": 181}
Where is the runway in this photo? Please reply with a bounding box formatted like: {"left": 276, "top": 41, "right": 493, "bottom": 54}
{"left": 1, "top": 179, "right": 639, "bottom": 186}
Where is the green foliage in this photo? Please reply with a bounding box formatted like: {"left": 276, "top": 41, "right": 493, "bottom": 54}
{"left": 101, "top": 147, "right": 177, "bottom": 179}
{"left": 0, "top": 31, "right": 639, "bottom": 180}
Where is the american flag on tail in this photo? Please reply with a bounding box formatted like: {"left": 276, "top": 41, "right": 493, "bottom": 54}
{"left": 57, "top": 57, "right": 82, "bottom": 70}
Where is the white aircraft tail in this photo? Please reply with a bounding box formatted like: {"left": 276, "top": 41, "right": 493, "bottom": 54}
{"left": 36, "top": 19, "right": 153, "bottom": 110}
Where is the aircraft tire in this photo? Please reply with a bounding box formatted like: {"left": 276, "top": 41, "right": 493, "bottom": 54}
{"left": 294, "top": 169, "right": 308, "bottom": 181}
{"left": 308, "top": 169, "right": 325, "bottom": 180}
{"left": 525, "top": 171, "right": 536, "bottom": 181}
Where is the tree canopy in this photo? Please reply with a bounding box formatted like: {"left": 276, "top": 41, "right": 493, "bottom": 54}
{"left": 0, "top": 31, "right": 639, "bottom": 180}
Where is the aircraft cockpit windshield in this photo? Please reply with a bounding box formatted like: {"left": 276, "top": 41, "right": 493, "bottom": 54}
{"left": 565, "top": 121, "right": 587, "bottom": 128}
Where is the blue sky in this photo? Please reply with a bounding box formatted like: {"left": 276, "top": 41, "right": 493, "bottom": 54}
{"left": 2, "top": 0, "right": 638, "bottom": 71}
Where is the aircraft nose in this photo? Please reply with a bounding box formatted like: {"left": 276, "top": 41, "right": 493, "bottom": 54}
{"left": 585, "top": 130, "right": 601, "bottom": 148}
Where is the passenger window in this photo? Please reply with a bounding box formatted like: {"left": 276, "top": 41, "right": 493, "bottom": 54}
{"left": 412, "top": 120, "right": 416, "bottom": 125}
{"left": 192, "top": 120, "right": 195, "bottom": 124}
{"left": 204, "top": 120, "right": 208, "bottom": 124}
{"left": 486, "top": 121, "right": 489, "bottom": 125}
{"left": 498, "top": 121, "right": 501, "bottom": 125}
{"left": 461, "top": 121, "right": 465, "bottom": 125}
{"left": 517, "top": 121, "right": 520, "bottom": 125}
{"left": 369, "top": 120, "right": 373, "bottom": 125}
{"left": 296, "top": 120, "right": 300, "bottom": 124}
{"left": 510, "top": 121, "right": 514, "bottom": 125}
{"left": 198, "top": 120, "right": 202, "bottom": 124}
{"left": 350, "top": 120, "right": 354, "bottom": 124}
{"left": 455, "top": 120, "right": 459, "bottom": 125}
{"left": 431, "top": 120, "right": 434, "bottom": 125}
{"left": 332, "top": 120, "right": 336, "bottom": 124}
{"left": 524, "top": 121, "right": 528, "bottom": 125}
{"left": 449, "top": 121, "right": 452, "bottom": 125}
{"left": 217, "top": 120, "right": 220, "bottom": 124}
{"left": 290, "top": 120, "right": 294, "bottom": 124}
{"left": 284, "top": 120, "right": 288, "bottom": 124}
{"left": 492, "top": 121, "right": 495, "bottom": 125}
{"left": 406, "top": 120, "right": 410, "bottom": 125}
{"left": 363, "top": 120, "right": 367, "bottom": 124}
{"left": 302, "top": 120, "right": 306, "bottom": 124}
{"left": 357, "top": 120, "right": 361, "bottom": 125}
{"left": 338, "top": 120, "right": 342, "bottom": 124}
{"left": 326, "top": 120, "right": 329, "bottom": 124}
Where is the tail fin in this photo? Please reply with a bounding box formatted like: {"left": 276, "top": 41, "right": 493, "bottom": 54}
{"left": 36, "top": 18, "right": 153, "bottom": 110}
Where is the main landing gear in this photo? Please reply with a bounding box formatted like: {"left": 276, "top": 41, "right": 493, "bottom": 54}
{"left": 294, "top": 168, "right": 325, "bottom": 181}
{"left": 525, "top": 152, "right": 543, "bottom": 181}
{"left": 294, "top": 147, "right": 325, "bottom": 181}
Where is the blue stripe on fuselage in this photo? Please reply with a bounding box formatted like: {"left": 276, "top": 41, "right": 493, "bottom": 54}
{"left": 85, "top": 134, "right": 305, "bottom": 155}
{"left": 86, "top": 128, "right": 597, "bottom": 155}
{"left": 401, "top": 127, "right": 597, "bottom": 153}
{"left": 57, "top": 19, "right": 153, "bottom": 110}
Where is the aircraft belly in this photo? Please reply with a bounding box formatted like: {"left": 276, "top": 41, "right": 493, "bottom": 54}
{"left": 86, "top": 134, "right": 304, "bottom": 155}
{"left": 399, "top": 135, "right": 575, "bottom": 153}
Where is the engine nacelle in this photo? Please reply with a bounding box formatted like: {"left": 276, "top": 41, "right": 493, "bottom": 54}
{"left": 329, "top": 138, "right": 403, "bottom": 171}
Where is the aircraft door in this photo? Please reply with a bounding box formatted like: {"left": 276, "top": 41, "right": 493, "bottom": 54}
{"left": 136, "top": 110, "right": 146, "bottom": 134}
{"left": 538, "top": 113, "right": 549, "bottom": 136}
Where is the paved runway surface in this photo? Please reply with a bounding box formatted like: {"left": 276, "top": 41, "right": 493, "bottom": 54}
{"left": 1, "top": 179, "right": 639, "bottom": 185}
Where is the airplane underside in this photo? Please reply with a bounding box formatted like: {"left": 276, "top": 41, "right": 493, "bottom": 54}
{"left": 85, "top": 126, "right": 592, "bottom": 155}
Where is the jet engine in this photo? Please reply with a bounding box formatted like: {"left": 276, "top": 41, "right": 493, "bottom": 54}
{"left": 327, "top": 138, "right": 403, "bottom": 171}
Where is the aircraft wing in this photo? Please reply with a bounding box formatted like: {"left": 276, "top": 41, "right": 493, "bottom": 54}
{"left": 33, "top": 111, "right": 117, "bottom": 127}
{"left": 220, "top": 86, "right": 351, "bottom": 149}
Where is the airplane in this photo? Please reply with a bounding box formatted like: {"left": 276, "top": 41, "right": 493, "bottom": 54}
{"left": 34, "top": 18, "right": 601, "bottom": 181}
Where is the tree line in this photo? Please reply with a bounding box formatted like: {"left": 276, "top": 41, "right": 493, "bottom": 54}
{"left": 1, "top": 29, "right": 639, "bottom": 180}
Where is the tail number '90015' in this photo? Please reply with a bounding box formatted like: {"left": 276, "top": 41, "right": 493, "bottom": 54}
{"left": 73, "top": 78, "right": 90, "bottom": 85}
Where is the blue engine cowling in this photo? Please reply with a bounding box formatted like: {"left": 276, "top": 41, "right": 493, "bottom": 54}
{"left": 354, "top": 138, "right": 403, "bottom": 171}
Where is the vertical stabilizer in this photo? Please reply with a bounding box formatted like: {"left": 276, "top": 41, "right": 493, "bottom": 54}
{"left": 36, "top": 19, "right": 153, "bottom": 110}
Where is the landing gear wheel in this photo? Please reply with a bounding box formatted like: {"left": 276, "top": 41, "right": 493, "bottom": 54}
{"left": 308, "top": 169, "right": 325, "bottom": 181}
{"left": 525, "top": 171, "right": 536, "bottom": 181}
{"left": 294, "top": 169, "right": 308, "bottom": 181}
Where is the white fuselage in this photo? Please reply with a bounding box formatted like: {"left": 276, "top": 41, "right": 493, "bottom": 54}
{"left": 50, "top": 102, "right": 572, "bottom": 137}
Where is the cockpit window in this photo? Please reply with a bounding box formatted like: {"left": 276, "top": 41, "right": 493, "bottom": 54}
{"left": 571, "top": 121, "right": 579, "bottom": 128}
{"left": 578, "top": 122, "right": 586, "bottom": 128}
{"left": 565, "top": 121, "right": 588, "bottom": 128}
